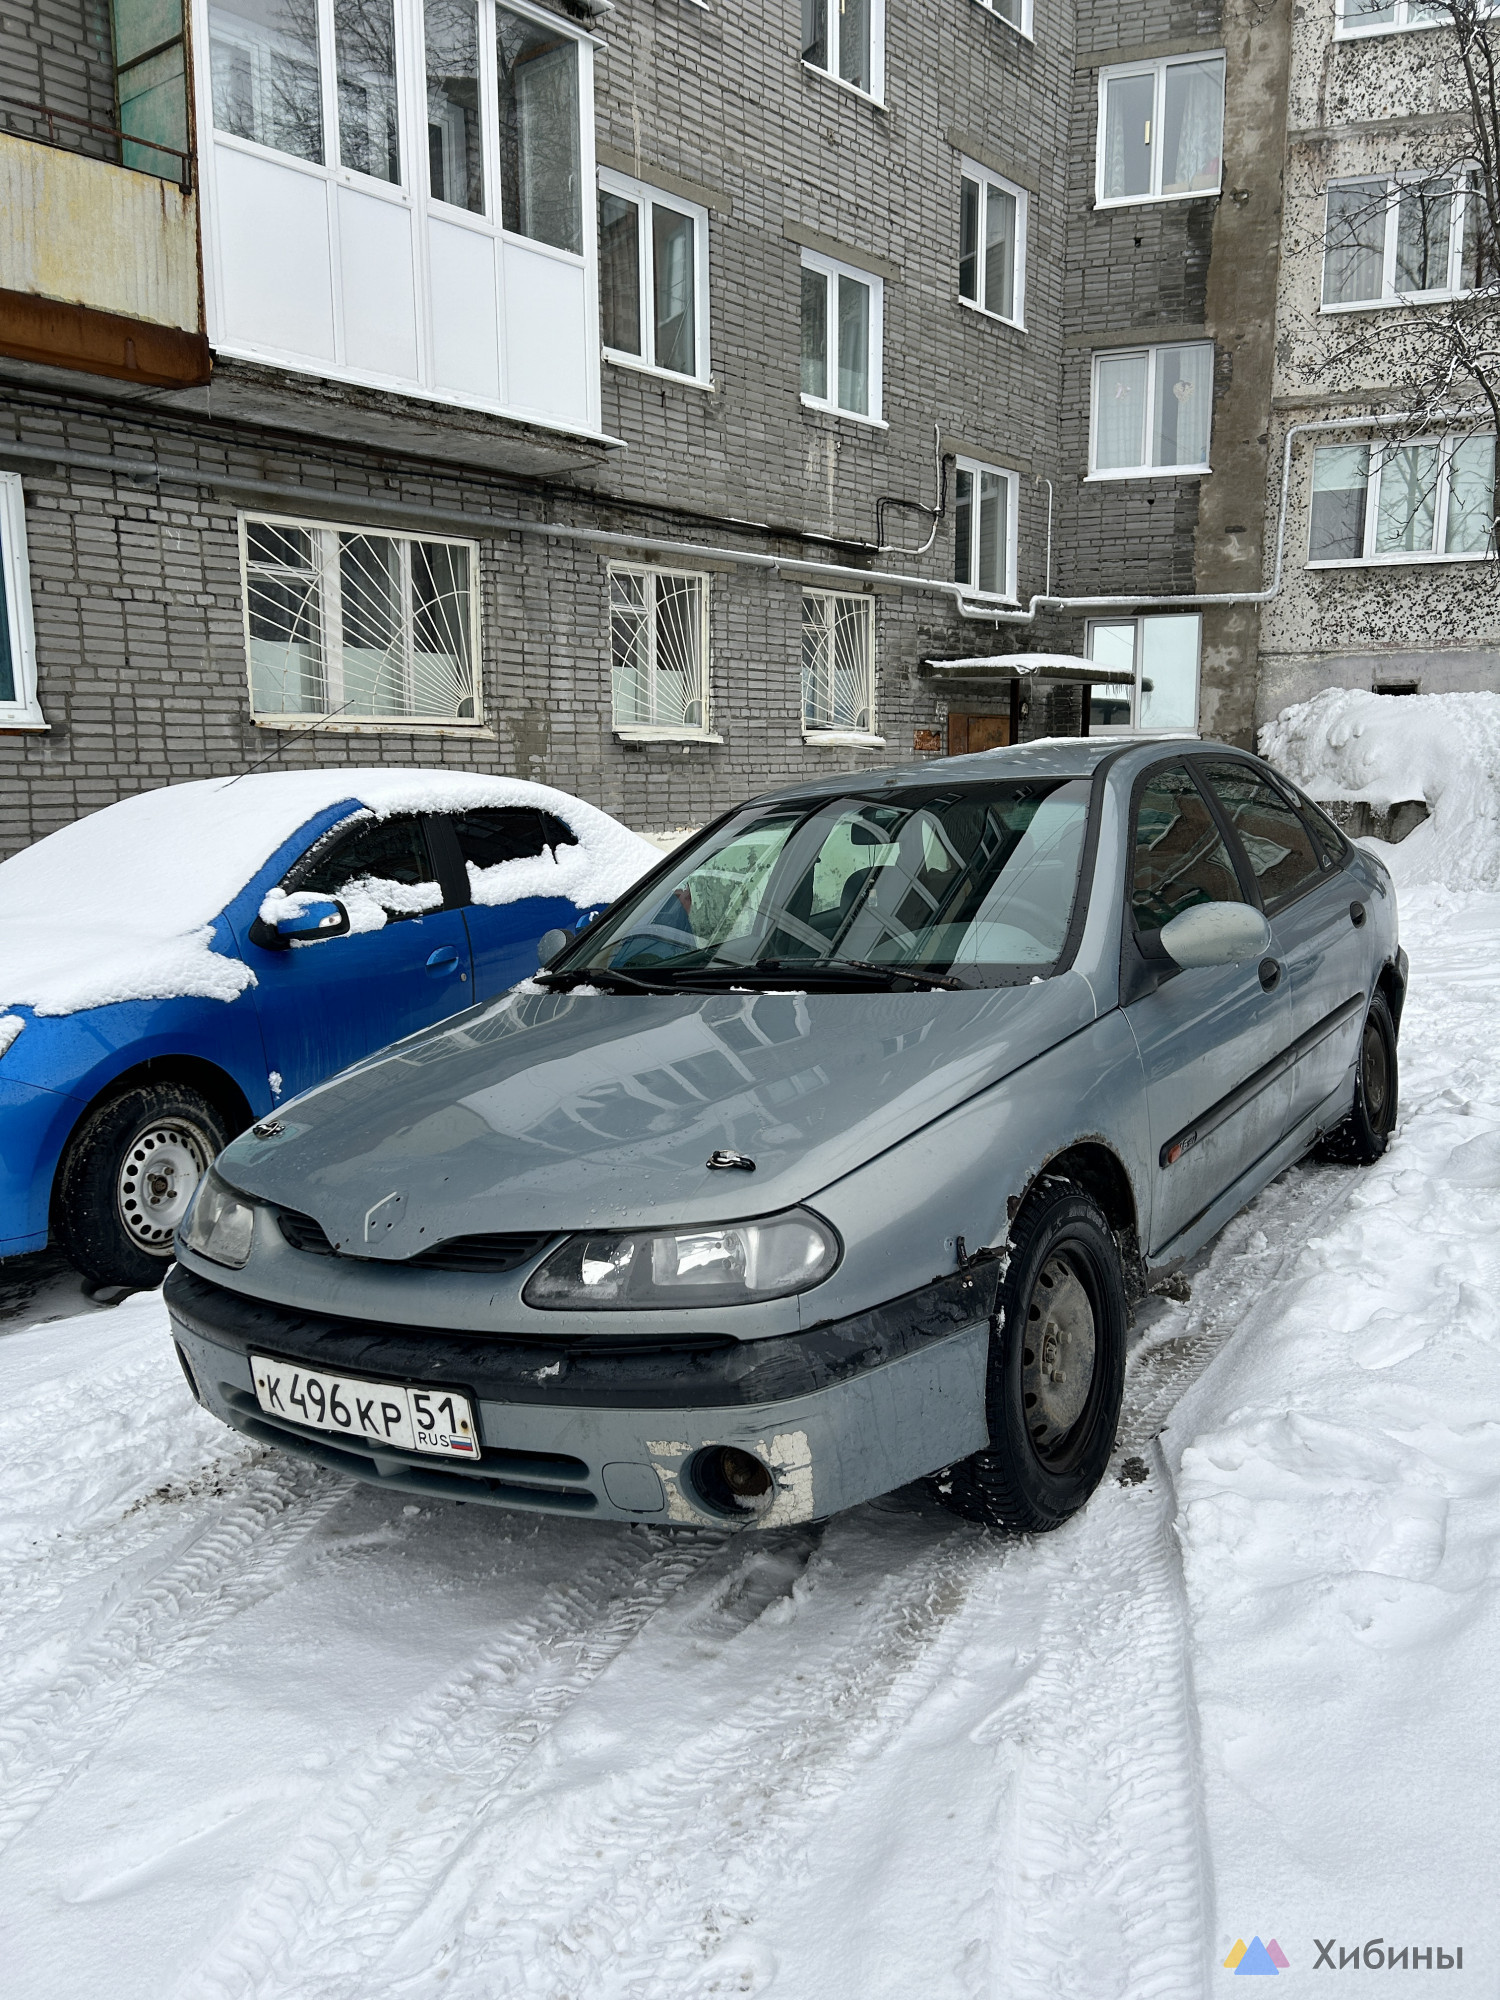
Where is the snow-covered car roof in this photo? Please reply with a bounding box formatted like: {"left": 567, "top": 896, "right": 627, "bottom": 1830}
{"left": 0, "top": 771, "right": 659, "bottom": 1018}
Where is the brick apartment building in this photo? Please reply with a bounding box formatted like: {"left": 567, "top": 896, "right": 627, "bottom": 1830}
{"left": 1, "top": 0, "right": 1292, "bottom": 853}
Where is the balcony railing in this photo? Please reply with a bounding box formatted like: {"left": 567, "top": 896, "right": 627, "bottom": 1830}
{"left": 0, "top": 96, "right": 191, "bottom": 190}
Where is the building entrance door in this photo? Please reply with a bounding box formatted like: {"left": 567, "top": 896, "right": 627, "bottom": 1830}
{"left": 947, "top": 713, "right": 1012, "bottom": 754}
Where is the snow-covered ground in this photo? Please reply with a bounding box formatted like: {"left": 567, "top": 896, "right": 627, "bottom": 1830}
{"left": 4, "top": 709, "right": 1498, "bottom": 1995}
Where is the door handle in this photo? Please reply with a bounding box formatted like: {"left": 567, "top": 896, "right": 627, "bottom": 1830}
{"left": 1350, "top": 900, "right": 1366, "bottom": 927}
{"left": 426, "top": 946, "right": 460, "bottom": 976}
{"left": 1258, "top": 957, "right": 1282, "bottom": 991}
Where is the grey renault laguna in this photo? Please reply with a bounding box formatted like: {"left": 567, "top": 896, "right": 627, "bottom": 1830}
{"left": 165, "top": 739, "right": 1404, "bottom": 1533}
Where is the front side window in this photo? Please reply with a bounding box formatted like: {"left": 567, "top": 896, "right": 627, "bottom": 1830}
{"left": 554, "top": 779, "right": 1095, "bottom": 986}
{"left": 1097, "top": 54, "right": 1225, "bottom": 205}
{"left": 599, "top": 172, "right": 709, "bottom": 379}
{"left": 1130, "top": 765, "right": 1245, "bottom": 933}
{"left": 801, "top": 0, "right": 883, "bottom": 100}
{"left": 800, "top": 250, "right": 883, "bottom": 420}
{"left": 208, "top": 0, "right": 325, "bottom": 162}
{"left": 802, "top": 591, "right": 876, "bottom": 734}
{"left": 1199, "top": 761, "right": 1326, "bottom": 908}
{"left": 954, "top": 458, "right": 1019, "bottom": 600}
{"left": 1308, "top": 436, "right": 1496, "bottom": 562}
{"left": 242, "top": 515, "right": 480, "bottom": 725}
{"left": 958, "top": 161, "right": 1026, "bottom": 326}
{"left": 1323, "top": 175, "right": 1477, "bottom": 307}
{"left": 1337, "top": 0, "right": 1447, "bottom": 36}
{"left": 0, "top": 473, "right": 42, "bottom": 726}
{"left": 610, "top": 566, "right": 710, "bottom": 732}
{"left": 289, "top": 814, "right": 444, "bottom": 924}
{"left": 1091, "top": 342, "right": 1214, "bottom": 475}
{"left": 1087, "top": 614, "right": 1201, "bottom": 733}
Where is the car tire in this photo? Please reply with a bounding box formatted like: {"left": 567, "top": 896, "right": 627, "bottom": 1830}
{"left": 1316, "top": 990, "right": 1398, "bottom": 1166}
{"left": 55, "top": 1083, "right": 230, "bottom": 1291}
{"left": 931, "top": 1183, "right": 1128, "bottom": 1534}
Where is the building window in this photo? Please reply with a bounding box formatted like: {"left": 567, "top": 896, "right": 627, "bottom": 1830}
{"left": 954, "top": 459, "right": 1019, "bottom": 600}
{"left": 241, "top": 515, "right": 481, "bottom": 726}
{"left": 0, "top": 473, "right": 42, "bottom": 728}
{"left": 1090, "top": 342, "right": 1214, "bottom": 476}
{"left": 207, "top": 0, "right": 583, "bottom": 252}
{"left": 800, "top": 249, "right": 883, "bottom": 422}
{"left": 801, "top": 0, "right": 884, "bottom": 101}
{"left": 1096, "top": 54, "right": 1225, "bottom": 206}
{"left": 610, "top": 565, "right": 710, "bottom": 734}
{"left": 1086, "top": 615, "right": 1200, "bottom": 733}
{"left": 1308, "top": 437, "right": 1497, "bottom": 564}
{"left": 1322, "top": 175, "right": 1477, "bottom": 308}
{"left": 958, "top": 161, "right": 1027, "bottom": 327}
{"left": 802, "top": 591, "right": 876, "bottom": 736}
{"left": 1336, "top": 0, "right": 1446, "bottom": 36}
{"left": 973, "top": 0, "right": 1035, "bottom": 37}
{"left": 598, "top": 171, "right": 709, "bottom": 380}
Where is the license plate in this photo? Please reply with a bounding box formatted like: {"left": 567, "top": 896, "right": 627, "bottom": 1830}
{"left": 250, "top": 1355, "right": 480, "bottom": 1460}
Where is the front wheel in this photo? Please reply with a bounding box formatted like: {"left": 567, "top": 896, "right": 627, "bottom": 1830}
{"left": 1317, "top": 990, "right": 1398, "bottom": 1166}
{"left": 55, "top": 1082, "right": 230, "bottom": 1290}
{"left": 932, "top": 1183, "right": 1128, "bottom": 1533}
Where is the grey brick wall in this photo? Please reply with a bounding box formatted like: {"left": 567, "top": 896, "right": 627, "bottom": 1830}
{"left": 0, "top": 0, "right": 117, "bottom": 159}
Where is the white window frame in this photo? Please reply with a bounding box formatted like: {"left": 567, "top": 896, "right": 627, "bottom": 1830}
{"left": 240, "top": 512, "right": 484, "bottom": 731}
{"left": 801, "top": 589, "right": 880, "bottom": 744}
{"left": 1085, "top": 614, "right": 1201, "bottom": 735}
{"left": 1321, "top": 172, "right": 1477, "bottom": 311}
{"left": 0, "top": 474, "right": 44, "bottom": 730}
{"left": 1335, "top": 0, "right": 1453, "bottom": 39}
{"left": 953, "top": 457, "right": 1020, "bottom": 602}
{"left": 800, "top": 0, "right": 886, "bottom": 105}
{"left": 1088, "top": 341, "right": 1215, "bottom": 478}
{"left": 971, "top": 0, "right": 1035, "bottom": 42}
{"left": 608, "top": 563, "right": 717, "bottom": 742}
{"left": 958, "top": 158, "right": 1028, "bottom": 330}
{"left": 799, "top": 248, "right": 885, "bottom": 425}
{"left": 1306, "top": 435, "right": 1498, "bottom": 567}
{"left": 597, "top": 168, "right": 711, "bottom": 383}
{"left": 1094, "top": 52, "right": 1226, "bottom": 208}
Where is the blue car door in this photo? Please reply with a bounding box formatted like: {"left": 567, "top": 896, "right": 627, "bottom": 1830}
{"left": 431, "top": 806, "right": 608, "bottom": 1001}
{"left": 244, "top": 812, "right": 473, "bottom": 1101}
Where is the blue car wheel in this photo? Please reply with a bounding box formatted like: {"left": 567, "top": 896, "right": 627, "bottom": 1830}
{"left": 54, "top": 1081, "right": 230, "bottom": 1291}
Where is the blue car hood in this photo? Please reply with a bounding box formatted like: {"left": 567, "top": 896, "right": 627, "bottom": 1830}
{"left": 218, "top": 976, "right": 1097, "bottom": 1248}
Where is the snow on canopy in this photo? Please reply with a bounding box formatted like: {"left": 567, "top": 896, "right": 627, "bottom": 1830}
{"left": 0, "top": 770, "right": 659, "bottom": 1018}
{"left": 1261, "top": 688, "right": 1500, "bottom": 895}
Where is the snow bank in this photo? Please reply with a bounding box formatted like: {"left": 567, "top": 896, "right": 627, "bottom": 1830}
{"left": 1261, "top": 687, "right": 1500, "bottom": 893}
{"left": 0, "top": 771, "right": 658, "bottom": 1018}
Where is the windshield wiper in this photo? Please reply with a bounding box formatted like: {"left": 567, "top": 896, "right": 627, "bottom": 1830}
{"left": 751, "top": 957, "right": 970, "bottom": 992}
{"left": 534, "top": 966, "right": 681, "bottom": 996}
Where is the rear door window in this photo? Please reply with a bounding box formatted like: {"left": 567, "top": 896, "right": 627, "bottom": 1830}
{"left": 450, "top": 807, "right": 578, "bottom": 880}
{"left": 1130, "top": 764, "right": 1246, "bottom": 933}
{"left": 1199, "top": 761, "right": 1326, "bottom": 909}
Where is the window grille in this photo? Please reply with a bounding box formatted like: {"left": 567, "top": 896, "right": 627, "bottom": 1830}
{"left": 609, "top": 566, "right": 710, "bottom": 729}
{"left": 801, "top": 591, "right": 875, "bottom": 733}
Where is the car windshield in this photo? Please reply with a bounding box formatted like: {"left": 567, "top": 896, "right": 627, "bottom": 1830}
{"left": 552, "top": 778, "right": 1094, "bottom": 988}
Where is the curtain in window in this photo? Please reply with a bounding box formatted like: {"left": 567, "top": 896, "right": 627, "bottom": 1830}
{"left": 959, "top": 178, "right": 980, "bottom": 303}
{"left": 802, "top": 594, "right": 872, "bottom": 730}
{"left": 837, "top": 272, "right": 870, "bottom": 415}
{"left": 246, "top": 522, "right": 326, "bottom": 715}
{"left": 984, "top": 184, "right": 1017, "bottom": 318}
{"left": 801, "top": 0, "right": 827, "bottom": 67}
{"left": 610, "top": 571, "right": 650, "bottom": 724}
{"left": 335, "top": 0, "right": 399, "bottom": 182}
{"left": 1445, "top": 436, "right": 1495, "bottom": 554}
{"left": 976, "top": 472, "right": 1008, "bottom": 594}
{"left": 209, "top": 0, "right": 323, "bottom": 161}
{"left": 1309, "top": 444, "right": 1369, "bottom": 561}
{"left": 1101, "top": 71, "right": 1153, "bottom": 200}
{"left": 1324, "top": 184, "right": 1387, "bottom": 305}
{"left": 497, "top": 9, "right": 581, "bottom": 253}
{"left": 1373, "top": 444, "right": 1439, "bottom": 554}
{"left": 1151, "top": 343, "right": 1211, "bottom": 468}
{"left": 801, "top": 268, "right": 828, "bottom": 398}
{"left": 1396, "top": 179, "right": 1453, "bottom": 294}
{"left": 1161, "top": 59, "right": 1223, "bottom": 195}
{"left": 425, "top": 0, "right": 482, "bottom": 211}
{"left": 1094, "top": 351, "right": 1148, "bottom": 470}
{"left": 410, "top": 542, "right": 476, "bottom": 718}
{"left": 652, "top": 205, "right": 696, "bottom": 375}
{"left": 600, "top": 192, "right": 642, "bottom": 354}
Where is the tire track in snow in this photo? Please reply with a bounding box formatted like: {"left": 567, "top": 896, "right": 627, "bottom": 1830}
{"left": 0, "top": 1457, "right": 339, "bottom": 1857}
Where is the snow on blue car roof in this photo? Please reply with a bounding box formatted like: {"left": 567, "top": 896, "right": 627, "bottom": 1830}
{"left": 0, "top": 770, "right": 656, "bottom": 1019}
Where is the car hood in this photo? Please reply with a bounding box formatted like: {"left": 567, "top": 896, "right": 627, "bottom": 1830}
{"left": 217, "top": 976, "right": 1097, "bottom": 1249}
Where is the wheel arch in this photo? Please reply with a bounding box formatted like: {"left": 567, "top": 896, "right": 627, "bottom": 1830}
{"left": 49, "top": 1055, "right": 255, "bottom": 1225}
{"left": 1020, "top": 1140, "right": 1144, "bottom": 1294}
{"left": 1376, "top": 957, "right": 1406, "bottom": 1035}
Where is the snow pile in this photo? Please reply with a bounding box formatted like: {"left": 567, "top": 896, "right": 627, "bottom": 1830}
{"left": 1261, "top": 687, "right": 1500, "bottom": 892}
{"left": 0, "top": 771, "right": 657, "bottom": 1018}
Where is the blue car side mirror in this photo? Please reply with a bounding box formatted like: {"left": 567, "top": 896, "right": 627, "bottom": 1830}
{"left": 251, "top": 896, "right": 351, "bottom": 951}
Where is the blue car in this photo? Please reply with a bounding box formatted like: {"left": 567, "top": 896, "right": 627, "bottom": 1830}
{"left": 0, "top": 771, "right": 655, "bottom": 1290}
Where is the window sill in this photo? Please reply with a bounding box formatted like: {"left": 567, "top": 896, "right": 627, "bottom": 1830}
{"left": 1333, "top": 18, "right": 1446, "bottom": 36}
{"left": 958, "top": 297, "right": 1027, "bottom": 334}
{"left": 799, "top": 61, "right": 887, "bottom": 111}
{"left": 970, "top": 0, "right": 1035, "bottom": 43}
{"left": 605, "top": 352, "right": 715, "bottom": 390}
{"left": 252, "top": 716, "right": 494, "bottom": 737}
{"left": 0, "top": 710, "right": 49, "bottom": 732}
{"left": 1085, "top": 466, "right": 1210, "bottom": 482}
{"left": 1320, "top": 294, "right": 1466, "bottom": 314}
{"left": 957, "top": 593, "right": 1021, "bottom": 611}
{"left": 613, "top": 725, "right": 724, "bottom": 744}
{"left": 802, "top": 729, "right": 886, "bottom": 748}
{"left": 1093, "top": 188, "right": 1222, "bottom": 210}
{"left": 800, "top": 396, "right": 889, "bottom": 430}
{"left": 1306, "top": 552, "right": 1495, "bottom": 569}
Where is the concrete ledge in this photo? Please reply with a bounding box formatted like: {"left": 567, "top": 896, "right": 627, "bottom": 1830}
{"left": 0, "top": 288, "right": 211, "bottom": 388}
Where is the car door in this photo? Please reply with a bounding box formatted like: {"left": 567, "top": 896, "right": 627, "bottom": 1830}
{"left": 1122, "top": 760, "right": 1295, "bottom": 1257}
{"left": 436, "top": 806, "right": 610, "bottom": 1001}
{"left": 1196, "top": 757, "right": 1369, "bottom": 1132}
{"left": 245, "top": 812, "right": 473, "bottom": 1101}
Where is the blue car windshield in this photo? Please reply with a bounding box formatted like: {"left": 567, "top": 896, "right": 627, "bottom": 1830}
{"left": 558, "top": 779, "right": 1093, "bottom": 987}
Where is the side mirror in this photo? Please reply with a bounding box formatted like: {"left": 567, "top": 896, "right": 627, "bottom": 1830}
{"left": 252, "top": 893, "right": 350, "bottom": 950}
{"left": 537, "top": 927, "right": 571, "bottom": 966}
{"left": 1160, "top": 901, "right": 1272, "bottom": 969}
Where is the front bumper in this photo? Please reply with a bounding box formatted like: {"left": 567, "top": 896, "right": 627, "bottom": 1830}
{"left": 164, "top": 1262, "right": 997, "bottom": 1528}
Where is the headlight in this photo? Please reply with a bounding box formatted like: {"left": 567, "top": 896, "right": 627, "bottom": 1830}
{"left": 179, "top": 1169, "right": 256, "bottom": 1269}
{"left": 522, "top": 1209, "right": 840, "bottom": 1310}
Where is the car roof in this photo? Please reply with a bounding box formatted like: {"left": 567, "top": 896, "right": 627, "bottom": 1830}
{"left": 745, "top": 736, "right": 1251, "bottom": 807}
